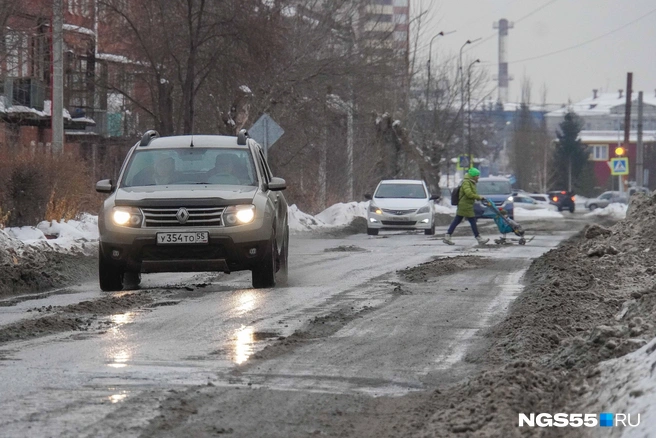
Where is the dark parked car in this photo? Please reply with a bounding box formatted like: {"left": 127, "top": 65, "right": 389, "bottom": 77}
{"left": 548, "top": 191, "right": 575, "bottom": 212}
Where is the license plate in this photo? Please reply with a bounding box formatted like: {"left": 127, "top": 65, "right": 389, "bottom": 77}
{"left": 157, "top": 232, "right": 209, "bottom": 245}
{"left": 391, "top": 216, "right": 410, "bottom": 221}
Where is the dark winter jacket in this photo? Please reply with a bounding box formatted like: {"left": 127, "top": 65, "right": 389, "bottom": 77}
{"left": 456, "top": 174, "right": 483, "bottom": 217}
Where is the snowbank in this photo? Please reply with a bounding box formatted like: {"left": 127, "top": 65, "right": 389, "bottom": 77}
{"left": 584, "top": 202, "right": 628, "bottom": 220}
{"left": 514, "top": 207, "right": 564, "bottom": 219}
{"left": 288, "top": 205, "right": 328, "bottom": 232}
{"left": 583, "top": 338, "right": 656, "bottom": 437}
{"left": 315, "top": 202, "right": 368, "bottom": 226}
{"left": 3, "top": 214, "right": 99, "bottom": 255}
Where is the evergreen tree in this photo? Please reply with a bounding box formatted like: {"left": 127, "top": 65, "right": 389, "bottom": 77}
{"left": 552, "top": 111, "right": 593, "bottom": 194}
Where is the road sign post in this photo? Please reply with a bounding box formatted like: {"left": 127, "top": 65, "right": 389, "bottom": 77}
{"left": 249, "top": 114, "right": 284, "bottom": 159}
{"left": 610, "top": 157, "right": 629, "bottom": 196}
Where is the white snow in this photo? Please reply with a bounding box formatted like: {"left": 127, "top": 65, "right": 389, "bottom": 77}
{"left": 2, "top": 214, "right": 99, "bottom": 255}
{"left": 63, "top": 24, "right": 95, "bottom": 36}
{"left": 582, "top": 337, "right": 656, "bottom": 437}
{"left": 435, "top": 204, "right": 456, "bottom": 215}
{"left": 315, "top": 202, "right": 368, "bottom": 227}
{"left": 239, "top": 85, "right": 252, "bottom": 94}
{"left": 97, "top": 53, "right": 133, "bottom": 64}
{"left": 514, "top": 207, "right": 564, "bottom": 219}
{"left": 287, "top": 205, "right": 328, "bottom": 232}
{"left": 584, "top": 202, "right": 628, "bottom": 220}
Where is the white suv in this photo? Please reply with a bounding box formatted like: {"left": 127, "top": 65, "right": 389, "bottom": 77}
{"left": 365, "top": 180, "right": 439, "bottom": 236}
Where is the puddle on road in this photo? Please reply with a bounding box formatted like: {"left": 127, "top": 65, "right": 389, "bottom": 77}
{"left": 232, "top": 325, "right": 280, "bottom": 365}
{"left": 108, "top": 391, "right": 129, "bottom": 403}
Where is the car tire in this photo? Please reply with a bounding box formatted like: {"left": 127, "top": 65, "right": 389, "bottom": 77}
{"left": 123, "top": 271, "right": 141, "bottom": 289}
{"left": 252, "top": 229, "right": 277, "bottom": 289}
{"left": 557, "top": 206, "right": 563, "bottom": 212}
{"left": 424, "top": 224, "right": 435, "bottom": 235}
{"left": 277, "top": 225, "right": 289, "bottom": 286}
{"left": 367, "top": 228, "right": 379, "bottom": 236}
{"left": 588, "top": 204, "right": 597, "bottom": 211}
{"left": 569, "top": 205, "right": 575, "bottom": 213}
{"left": 99, "top": 248, "right": 124, "bottom": 292}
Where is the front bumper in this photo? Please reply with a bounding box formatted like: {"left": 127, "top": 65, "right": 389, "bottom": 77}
{"left": 99, "top": 217, "right": 273, "bottom": 273}
{"left": 367, "top": 211, "right": 433, "bottom": 230}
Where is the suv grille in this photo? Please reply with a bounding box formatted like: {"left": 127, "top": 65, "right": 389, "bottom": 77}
{"left": 141, "top": 207, "right": 225, "bottom": 227}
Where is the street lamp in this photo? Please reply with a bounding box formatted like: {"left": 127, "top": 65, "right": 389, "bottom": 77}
{"left": 426, "top": 30, "right": 455, "bottom": 106}
{"left": 466, "top": 59, "right": 481, "bottom": 162}
{"left": 458, "top": 38, "right": 480, "bottom": 164}
{"left": 426, "top": 31, "right": 443, "bottom": 104}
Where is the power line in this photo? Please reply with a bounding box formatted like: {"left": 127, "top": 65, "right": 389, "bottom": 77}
{"left": 507, "top": 5, "right": 656, "bottom": 64}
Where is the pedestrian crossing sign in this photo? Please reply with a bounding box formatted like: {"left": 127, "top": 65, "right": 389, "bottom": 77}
{"left": 610, "top": 157, "right": 629, "bottom": 175}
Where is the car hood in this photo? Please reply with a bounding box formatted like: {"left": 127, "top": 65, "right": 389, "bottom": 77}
{"left": 371, "top": 198, "right": 429, "bottom": 209}
{"left": 114, "top": 185, "right": 258, "bottom": 207}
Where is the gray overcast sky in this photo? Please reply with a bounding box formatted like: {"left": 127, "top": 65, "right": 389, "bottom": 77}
{"left": 414, "top": 0, "right": 656, "bottom": 105}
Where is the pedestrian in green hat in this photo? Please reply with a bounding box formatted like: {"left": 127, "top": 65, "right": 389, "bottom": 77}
{"left": 443, "top": 167, "right": 490, "bottom": 245}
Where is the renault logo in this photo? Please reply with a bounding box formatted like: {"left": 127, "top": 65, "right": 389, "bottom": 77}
{"left": 176, "top": 208, "right": 190, "bottom": 224}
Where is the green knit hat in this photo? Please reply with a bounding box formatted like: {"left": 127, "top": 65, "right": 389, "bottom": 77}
{"left": 468, "top": 167, "right": 480, "bottom": 177}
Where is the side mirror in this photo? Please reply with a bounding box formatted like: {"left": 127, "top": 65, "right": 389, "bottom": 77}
{"left": 96, "top": 179, "right": 114, "bottom": 193}
{"left": 268, "top": 177, "right": 286, "bottom": 191}
{"left": 364, "top": 193, "right": 372, "bottom": 200}
{"left": 429, "top": 194, "right": 440, "bottom": 201}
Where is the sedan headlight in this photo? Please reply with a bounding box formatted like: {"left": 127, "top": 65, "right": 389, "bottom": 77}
{"left": 224, "top": 205, "right": 256, "bottom": 226}
{"left": 112, "top": 207, "right": 143, "bottom": 228}
{"left": 416, "top": 205, "right": 431, "bottom": 214}
{"left": 507, "top": 196, "right": 514, "bottom": 202}
{"left": 369, "top": 204, "right": 382, "bottom": 215}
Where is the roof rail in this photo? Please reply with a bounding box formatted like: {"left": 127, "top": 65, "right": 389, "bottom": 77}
{"left": 237, "top": 129, "right": 249, "bottom": 146}
{"left": 140, "top": 130, "right": 159, "bottom": 146}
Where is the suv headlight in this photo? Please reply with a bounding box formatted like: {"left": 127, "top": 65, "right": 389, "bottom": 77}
{"left": 369, "top": 204, "right": 382, "bottom": 214}
{"left": 224, "top": 205, "right": 256, "bottom": 226}
{"left": 112, "top": 207, "right": 143, "bottom": 228}
{"left": 416, "top": 205, "right": 431, "bottom": 214}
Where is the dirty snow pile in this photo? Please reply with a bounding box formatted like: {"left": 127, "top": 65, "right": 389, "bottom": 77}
{"left": 288, "top": 202, "right": 369, "bottom": 232}
{"left": 3, "top": 213, "right": 99, "bottom": 255}
{"left": 584, "top": 202, "right": 628, "bottom": 220}
{"left": 418, "top": 192, "right": 656, "bottom": 436}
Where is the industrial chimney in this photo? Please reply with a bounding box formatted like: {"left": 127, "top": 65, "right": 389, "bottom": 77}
{"left": 493, "top": 18, "right": 513, "bottom": 103}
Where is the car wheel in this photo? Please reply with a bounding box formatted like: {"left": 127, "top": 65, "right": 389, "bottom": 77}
{"left": 424, "top": 224, "right": 435, "bottom": 235}
{"left": 569, "top": 205, "right": 575, "bottom": 213}
{"left": 99, "top": 248, "right": 124, "bottom": 292}
{"left": 252, "top": 229, "right": 277, "bottom": 289}
{"left": 277, "top": 225, "right": 289, "bottom": 286}
{"left": 123, "top": 271, "right": 141, "bottom": 289}
{"left": 367, "top": 227, "right": 379, "bottom": 236}
{"left": 588, "top": 204, "right": 597, "bottom": 211}
{"left": 557, "top": 206, "right": 563, "bottom": 212}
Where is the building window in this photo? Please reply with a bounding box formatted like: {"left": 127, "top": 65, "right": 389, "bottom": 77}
{"left": 590, "top": 145, "right": 608, "bottom": 161}
{"left": 4, "top": 32, "right": 29, "bottom": 77}
{"left": 394, "top": 14, "right": 407, "bottom": 24}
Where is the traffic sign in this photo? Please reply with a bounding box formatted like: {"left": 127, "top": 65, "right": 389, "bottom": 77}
{"left": 248, "top": 114, "right": 284, "bottom": 158}
{"left": 456, "top": 154, "right": 473, "bottom": 170}
{"left": 610, "top": 157, "right": 629, "bottom": 176}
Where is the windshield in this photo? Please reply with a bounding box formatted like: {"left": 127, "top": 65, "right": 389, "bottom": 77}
{"left": 121, "top": 148, "right": 257, "bottom": 187}
{"left": 374, "top": 183, "right": 426, "bottom": 199}
{"left": 477, "top": 180, "right": 512, "bottom": 196}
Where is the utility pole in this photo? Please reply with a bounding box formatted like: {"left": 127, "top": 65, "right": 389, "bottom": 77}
{"left": 637, "top": 91, "right": 644, "bottom": 187}
{"left": 52, "top": 0, "right": 64, "bottom": 154}
{"left": 622, "top": 73, "right": 633, "bottom": 195}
